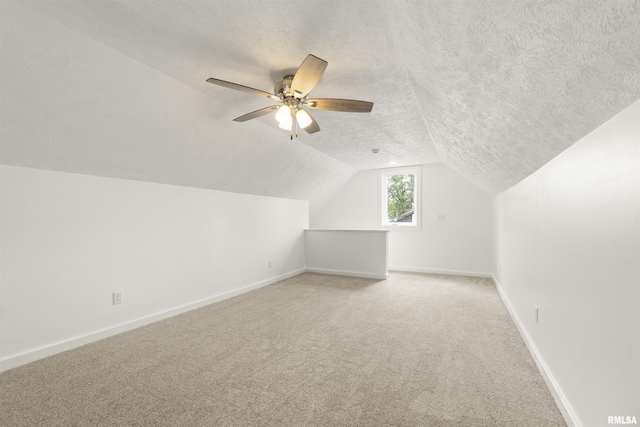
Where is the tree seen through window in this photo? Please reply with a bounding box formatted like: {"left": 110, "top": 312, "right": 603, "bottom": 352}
{"left": 386, "top": 173, "right": 415, "bottom": 221}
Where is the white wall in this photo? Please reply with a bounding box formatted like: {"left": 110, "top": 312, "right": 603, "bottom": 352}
{"left": 310, "top": 163, "right": 493, "bottom": 276}
{"left": 305, "top": 230, "right": 389, "bottom": 279}
{"left": 0, "top": 165, "right": 308, "bottom": 370}
{"left": 493, "top": 99, "right": 640, "bottom": 426}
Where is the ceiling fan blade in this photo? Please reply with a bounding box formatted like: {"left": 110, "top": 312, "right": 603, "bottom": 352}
{"left": 233, "top": 105, "right": 280, "bottom": 122}
{"left": 290, "top": 54, "right": 328, "bottom": 98}
{"left": 206, "top": 78, "right": 276, "bottom": 99}
{"left": 305, "top": 98, "right": 374, "bottom": 113}
{"left": 302, "top": 108, "right": 321, "bottom": 134}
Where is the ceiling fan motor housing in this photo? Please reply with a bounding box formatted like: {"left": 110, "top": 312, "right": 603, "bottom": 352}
{"left": 274, "top": 74, "right": 295, "bottom": 98}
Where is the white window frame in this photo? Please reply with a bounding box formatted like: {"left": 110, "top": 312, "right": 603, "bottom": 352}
{"left": 380, "top": 166, "right": 421, "bottom": 230}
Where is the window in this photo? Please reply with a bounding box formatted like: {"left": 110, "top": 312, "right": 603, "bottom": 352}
{"left": 381, "top": 168, "right": 420, "bottom": 228}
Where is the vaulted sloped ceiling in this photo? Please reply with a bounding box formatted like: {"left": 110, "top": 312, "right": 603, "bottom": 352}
{"left": 383, "top": 0, "right": 640, "bottom": 192}
{"left": 2, "top": 1, "right": 639, "bottom": 202}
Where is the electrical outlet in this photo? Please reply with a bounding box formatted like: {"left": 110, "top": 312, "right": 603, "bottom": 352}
{"left": 535, "top": 307, "right": 539, "bottom": 324}
{"left": 113, "top": 291, "right": 123, "bottom": 305}
{"left": 268, "top": 260, "right": 272, "bottom": 268}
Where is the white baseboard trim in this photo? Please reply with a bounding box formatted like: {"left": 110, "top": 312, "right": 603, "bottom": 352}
{"left": 389, "top": 266, "right": 492, "bottom": 278}
{"left": 305, "top": 268, "right": 387, "bottom": 280}
{"left": 0, "top": 268, "right": 305, "bottom": 373}
{"left": 492, "top": 274, "right": 580, "bottom": 427}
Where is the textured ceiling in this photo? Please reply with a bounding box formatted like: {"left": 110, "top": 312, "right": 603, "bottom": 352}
{"left": 2, "top": 1, "right": 639, "bottom": 199}
{"left": 383, "top": 0, "right": 640, "bottom": 192}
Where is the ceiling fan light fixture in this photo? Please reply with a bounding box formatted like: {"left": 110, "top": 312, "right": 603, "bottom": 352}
{"left": 278, "top": 112, "right": 293, "bottom": 130}
{"left": 275, "top": 105, "right": 292, "bottom": 124}
{"left": 278, "top": 121, "right": 292, "bottom": 131}
{"left": 296, "top": 109, "right": 312, "bottom": 128}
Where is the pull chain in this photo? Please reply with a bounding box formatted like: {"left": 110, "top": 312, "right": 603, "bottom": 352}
{"left": 290, "top": 108, "right": 294, "bottom": 140}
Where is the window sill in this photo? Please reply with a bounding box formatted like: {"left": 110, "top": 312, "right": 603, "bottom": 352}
{"left": 382, "top": 224, "right": 422, "bottom": 232}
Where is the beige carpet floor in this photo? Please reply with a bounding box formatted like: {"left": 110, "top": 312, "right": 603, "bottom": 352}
{"left": 0, "top": 272, "right": 566, "bottom": 426}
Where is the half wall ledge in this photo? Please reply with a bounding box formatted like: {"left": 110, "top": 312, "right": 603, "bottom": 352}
{"left": 304, "top": 229, "right": 389, "bottom": 280}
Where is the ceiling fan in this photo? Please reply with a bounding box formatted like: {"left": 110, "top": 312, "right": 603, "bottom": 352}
{"left": 206, "top": 54, "right": 374, "bottom": 138}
